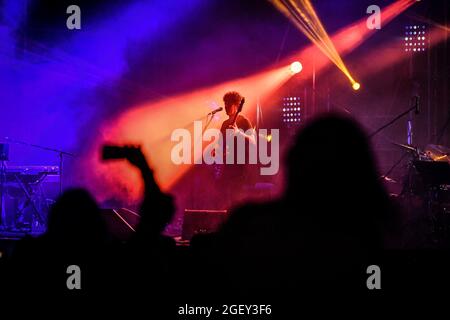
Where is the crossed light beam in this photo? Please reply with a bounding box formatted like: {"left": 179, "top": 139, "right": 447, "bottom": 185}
{"left": 349, "top": 25, "right": 450, "bottom": 81}
{"left": 269, "top": 0, "right": 417, "bottom": 90}
{"left": 408, "top": 13, "right": 450, "bottom": 32}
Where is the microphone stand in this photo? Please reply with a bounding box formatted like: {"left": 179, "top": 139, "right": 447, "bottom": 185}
{"left": 369, "top": 96, "right": 419, "bottom": 198}
{"left": 369, "top": 101, "right": 419, "bottom": 138}
{"left": 4, "top": 137, "right": 75, "bottom": 196}
{"left": 204, "top": 109, "right": 222, "bottom": 131}
{"left": 204, "top": 113, "right": 214, "bottom": 131}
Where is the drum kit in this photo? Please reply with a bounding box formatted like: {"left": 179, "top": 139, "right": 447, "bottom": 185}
{"left": 367, "top": 95, "right": 450, "bottom": 244}
{"left": 390, "top": 142, "right": 450, "bottom": 244}
{"left": 424, "top": 144, "right": 450, "bottom": 163}
{"left": 392, "top": 142, "right": 450, "bottom": 184}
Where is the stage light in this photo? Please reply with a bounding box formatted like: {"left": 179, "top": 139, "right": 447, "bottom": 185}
{"left": 290, "top": 61, "right": 303, "bottom": 74}
{"left": 404, "top": 24, "right": 427, "bottom": 53}
{"left": 352, "top": 82, "right": 361, "bottom": 91}
{"left": 282, "top": 96, "right": 302, "bottom": 126}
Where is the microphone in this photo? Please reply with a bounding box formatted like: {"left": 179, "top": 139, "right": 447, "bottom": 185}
{"left": 414, "top": 95, "right": 420, "bottom": 114}
{"left": 208, "top": 107, "right": 223, "bottom": 115}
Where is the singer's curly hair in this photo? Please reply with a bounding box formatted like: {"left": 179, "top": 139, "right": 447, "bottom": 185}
{"left": 223, "top": 91, "right": 243, "bottom": 113}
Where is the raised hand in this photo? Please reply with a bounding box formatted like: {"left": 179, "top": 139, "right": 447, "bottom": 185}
{"left": 123, "top": 146, "right": 149, "bottom": 171}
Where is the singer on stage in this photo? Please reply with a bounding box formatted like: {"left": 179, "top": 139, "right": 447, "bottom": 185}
{"left": 219, "top": 91, "right": 256, "bottom": 207}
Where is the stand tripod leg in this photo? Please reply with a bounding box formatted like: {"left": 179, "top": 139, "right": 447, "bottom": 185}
{"left": 13, "top": 175, "right": 44, "bottom": 232}
{"left": 0, "top": 161, "right": 5, "bottom": 230}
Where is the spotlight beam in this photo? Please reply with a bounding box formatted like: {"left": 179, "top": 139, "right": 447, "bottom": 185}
{"left": 273, "top": 0, "right": 417, "bottom": 89}
{"left": 408, "top": 13, "right": 450, "bottom": 32}
{"left": 349, "top": 26, "right": 449, "bottom": 81}
{"left": 270, "top": 0, "right": 417, "bottom": 87}
{"left": 270, "top": 0, "right": 359, "bottom": 85}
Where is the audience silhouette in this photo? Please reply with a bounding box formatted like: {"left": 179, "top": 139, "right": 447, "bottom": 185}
{"left": 192, "top": 113, "right": 401, "bottom": 297}
{"left": 117, "top": 146, "right": 177, "bottom": 295}
{"left": 5, "top": 189, "right": 111, "bottom": 295}
{"left": 6, "top": 113, "right": 449, "bottom": 305}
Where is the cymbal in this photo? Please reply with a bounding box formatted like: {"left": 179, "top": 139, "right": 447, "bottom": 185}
{"left": 391, "top": 142, "right": 432, "bottom": 160}
{"left": 392, "top": 142, "right": 418, "bottom": 153}
{"left": 425, "top": 144, "right": 450, "bottom": 162}
{"left": 426, "top": 144, "right": 450, "bottom": 155}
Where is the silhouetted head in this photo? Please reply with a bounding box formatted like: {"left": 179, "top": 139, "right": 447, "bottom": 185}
{"left": 286, "top": 113, "right": 380, "bottom": 201}
{"left": 46, "top": 188, "right": 108, "bottom": 245}
{"left": 285, "top": 113, "right": 397, "bottom": 244}
{"left": 223, "top": 91, "right": 242, "bottom": 116}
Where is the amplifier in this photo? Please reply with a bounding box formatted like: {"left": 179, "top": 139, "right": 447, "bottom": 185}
{"left": 182, "top": 209, "right": 228, "bottom": 240}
